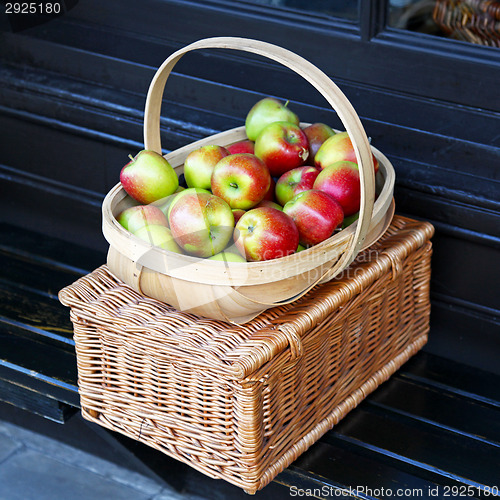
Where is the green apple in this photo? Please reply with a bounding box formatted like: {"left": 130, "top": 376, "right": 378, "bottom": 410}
{"left": 245, "top": 97, "right": 300, "bottom": 141}
{"left": 208, "top": 250, "right": 247, "bottom": 262}
{"left": 117, "top": 205, "right": 168, "bottom": 233}
{"left": 184, "top": 144, "right": 229, "bottom": 190}
{"left": 120, "top": 150, "right": 179, "bottom": 204}
{"left": 342, "top": 212, "right": 359, "bottom": 229}
{"left": 133, "top": 225, "right": 183, "bottom": 253}
{"left": 151, "top": 186, "right": 185, "bottom": 225}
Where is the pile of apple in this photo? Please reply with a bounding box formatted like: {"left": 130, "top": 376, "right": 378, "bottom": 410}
{"left": 117, "top": 97, "right": 379, "bottom": 262}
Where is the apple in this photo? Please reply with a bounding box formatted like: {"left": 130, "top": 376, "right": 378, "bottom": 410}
{"left": 245, "top": 97, "right": 300, "bottom": 141}
{"left": 254, "top": 121, "right": 310, "bottom": 177}
{"left": 208, "top": 250, "right": 247, "bottom": 262}
{"left": 342, "top": 211, "right": 359, "bottom": 229}
{"left": 226, "top": 140, "right": 255, "bottom": 155}
{"left": 275, "top": 165, "right": 320, "bottom": 206}
{"left": 151, "top": 186, "right": 185, "bottom": 225}
{"left": 183, "top": 144, "right": 229, "bottom": 190}
{"left": 255, "top": 199, "right": 283, "bottom": 211}
{"left": 165, "top": 187, "right": 211, "bottom": 222}
{"left": 313, "top": 160, "right": 361, "bottom": 216}
{"left": 133, "top": 225, "right": 183, "bottom": 253}
{"left": 117, "top": 205, "right": 168, "bottom": 233}
{"left": 232, "top": 209, "right": 246, "bottom": 224}
{"left": 283, "top": 190, "right": 344, "bottom": 247}
{"left": 168, "top": 191, "right": 234, "bottom": 258}
{"left": 262, "top": 176, "right": 276, "bottom": 201}
{"left": 303, "top": 123, "right": 335, "bottom": 159}
{"left": 211, "top": 153, "right": 271, "bottom": 210}
{"left": 315, "top": 131, "right": 379, "bottom": 174}
{"left": 120, "top": 150, "right": 179, "bottom": 204}
{"left": 234, "top": 207, "right": 299, "bottom": 262}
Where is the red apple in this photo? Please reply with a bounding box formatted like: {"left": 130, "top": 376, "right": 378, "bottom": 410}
{"left": 313, "top": 160, "right": 361, "bottom": 216}
{"left": 133, "top": 225, "right": 183, "bottom": 253}
{"left": 262, "top": 176, "right": 276, "bottom": 201}
{"left": 275, "top": 165, "right": 320, "bottom": 206}
{"left": 254, "top": 121, "right": 310, "bottom": 177}
{"left": 165, "top": 187, "right": 211, "bottom": 222}
{"left": 232, "top": 209, "right": 246, "bottom": 224}
{"left": 168, "top": 191, "right": 234, "bottom": 258}
{"left": 120, "top": 150, "right": 179, "bottom": 204}
{"left": 117, "top": 205, "right": 168, "bottom": 233}
{"left": 314, "top": 131, "right": 379, "bottom": 174}
{"left": 234, "top": 207, "right": 299, "bottom": 262}
{"left": 183, "top": 144, "right": 229, "bottom": 190}
{"left": 211, "top": 153, "right": 271, "bottom": 210}
{"left": 255, "top": 199, "right": 283, "bottom": 211}
{"left": 283, "top": 190, "right": 344, "bottom": 247}
{"left": 303, "top": 123, "right": 335, "bottom": 159}
{"left": 227, "top": 140, "right": 255, "bottom": 155}
{"left": 245, "top": 97, "right": 300, "bottom": 141}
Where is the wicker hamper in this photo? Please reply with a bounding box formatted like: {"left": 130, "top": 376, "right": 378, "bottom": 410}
{"left": 59, "top": 215, "right": 434, "bottom": 494}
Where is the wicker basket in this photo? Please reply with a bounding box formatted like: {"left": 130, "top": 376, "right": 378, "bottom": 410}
{"left": 59, "top": 214, "right": 434, "bottom": 494}
{"left": 102, "top": 37, "right": 396, "bottom": 324}
{"left": 433, "top": 0, "right": 500, "bottom": 46}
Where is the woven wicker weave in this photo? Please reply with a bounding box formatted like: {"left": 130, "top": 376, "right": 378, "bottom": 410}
{"left": 59, "top": 215, "right": 434, "bottom": 494}
{"left": 433, "top": 0, "right": 500, "bottom": 46}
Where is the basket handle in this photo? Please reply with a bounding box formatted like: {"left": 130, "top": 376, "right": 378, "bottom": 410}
{"left": 143, "top": 37, "right": 375, "bottom": 264}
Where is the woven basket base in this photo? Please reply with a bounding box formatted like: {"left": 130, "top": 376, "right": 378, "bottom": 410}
{"left": 81, "top": 333, "right": 426, "bottom": 492}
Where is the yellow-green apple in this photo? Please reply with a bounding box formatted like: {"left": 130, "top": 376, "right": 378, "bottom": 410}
{"left": 313, "top": 160, "right": 361, "bottom": 216}
{"left": 168, "top": 191, "right": 234, "bottom": 258}
{"left": 303, "top": 122, "right": 335, "bottom": 159}
{"left": 254, "top": 121, "right": 309, "bottom": 177}
{"left": 183, "top": 144, "right": 229, "bottom": 190}
{"left": 150, "top": 186, "right": 185, "bottom": 227}
{"left": 211, "top": 153, "right": 271, "bottom": 210}
{"left": 245, "top": 97, "right": 300, "bottom": 141}
{"left": 120, "top": 150, "right": 179, "bottom": 204}
{"left": 133, "top": 225, "right": 183, "bottom": 253}
{"left": 314, "top": 131, "right": 379, "bottom": 174}
{"left": 275, "top": 165, "right": 321, "bottom": 206}
{"left": 227, "top": 140, "right": 255, "bottom": 155}
{"left": 117, "top": 205, "right": 168, "bottom": 233}
{"left": 234, "top": 207, "right": 299, "bottom": 262}
{"left": 283, "top": 190, "right": 344, "bottom": 247}
{"left": 208, "top": 250, "right": 247, "bottom": 262}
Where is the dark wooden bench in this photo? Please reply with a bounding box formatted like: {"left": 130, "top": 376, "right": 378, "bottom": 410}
{"left": 1, "top": 220, "right": 499, "bottom": 499}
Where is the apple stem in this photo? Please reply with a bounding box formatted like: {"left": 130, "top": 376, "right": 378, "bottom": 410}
{"left": 284, "top": 100, "right": 290, "bottom": 108}
{"left": 128, "top": 154, "right": 135, "bottom": 161}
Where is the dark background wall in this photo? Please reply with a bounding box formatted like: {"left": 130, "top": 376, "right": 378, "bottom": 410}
{"left": 1, "top": 0, "right": 498, "bottom": 373}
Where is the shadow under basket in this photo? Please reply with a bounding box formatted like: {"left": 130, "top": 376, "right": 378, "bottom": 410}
{"left": 59, "top": 215, "right": 434, "bottom": 494}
